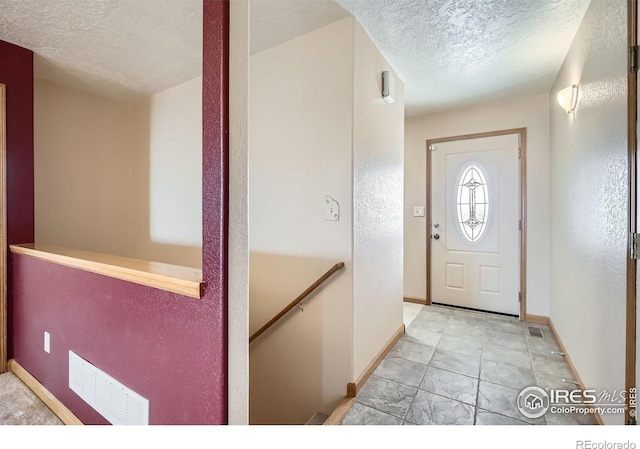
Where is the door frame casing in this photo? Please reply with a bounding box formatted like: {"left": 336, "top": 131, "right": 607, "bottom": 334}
{"left": 0, "top": 84, "right": 6, "bottom": 373}
{"left": 626, "top": 0, "right": 637, "bottom": 426}
{"left": 426, "top": 127, "right": 527, "bottom": 319}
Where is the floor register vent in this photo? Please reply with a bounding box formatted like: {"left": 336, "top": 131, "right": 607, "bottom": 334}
{"left": 69, "top": 351, "right": 149, "bottom": 425}
{"left": 527, "top": 326, "right": 544, "bottom": 338}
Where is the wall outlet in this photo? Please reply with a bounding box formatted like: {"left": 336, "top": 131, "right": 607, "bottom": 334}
{"left": 44, "top": 331, "right": 50, "bottom": 354}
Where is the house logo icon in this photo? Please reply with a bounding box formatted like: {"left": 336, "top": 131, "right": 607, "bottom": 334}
{"left": 517, "top": 386, "right": 550, "bottom": 419}
{"left": 524, "top": 394, "right": 543, "bottom": 409}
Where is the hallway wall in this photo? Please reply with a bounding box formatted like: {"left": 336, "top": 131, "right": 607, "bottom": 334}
{"left": 352, "top": 20, "right": 405, "bottom": 378}
{"left": 549, "top": 0, "right": 627, "bottom": 425}
{"left": 404, "top": 93, "right": 551, "bottom": 317}
{"left": 248, "top": 15, "right": 405, "bottom": 424}
{"left": 248, "top": 17, "right": 355, "bottom": 424}
{"left": 129, "top": 77, "right": 203, "bottom": 268}
{"left": 33, "top": 77, "right": 203, "bottom": 268}
{"left": 34, "top": 79, "right": 131, "bottom": 258}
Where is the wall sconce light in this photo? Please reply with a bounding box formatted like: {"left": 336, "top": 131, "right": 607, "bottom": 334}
{"left": 557, "top": 84, "right": 579, "bottom": 113}
{"left": 382, "top": 71, "right": 395, "bottom": 104}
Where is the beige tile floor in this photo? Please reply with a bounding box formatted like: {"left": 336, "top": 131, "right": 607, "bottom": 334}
{"left": 341, "top": 303, "right": 595, "bottom": 425}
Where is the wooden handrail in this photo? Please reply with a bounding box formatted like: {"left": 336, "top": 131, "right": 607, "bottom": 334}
{"left": 249, "top": 262, "right": 345, "bottom": 344}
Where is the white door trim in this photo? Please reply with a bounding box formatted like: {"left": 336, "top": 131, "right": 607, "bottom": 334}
{"left": 426, "top": 128, "right": 527, "bottom": 319}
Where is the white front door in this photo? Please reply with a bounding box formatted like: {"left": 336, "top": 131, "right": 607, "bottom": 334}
{"left": 430, "top": 134, "right": 520, "bottom": 315}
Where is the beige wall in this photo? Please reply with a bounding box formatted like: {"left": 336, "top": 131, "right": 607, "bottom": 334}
{"left": 249, "top": 16, "right": 405, "bottom": 424}
{"left": 228, "top": 0, "right": 250, "bottom": 425}
{"left": 404, "top": 93, "right": 551, "bottom": 317}
{"left": 248, "top": 17, "right": 355, "bottom": 424}
{"left": 34, "top": 77, "right": 203, "bottom": 268}
{"left": 35, "top": 78, "right": 131, "bottom": 257}
{"left": 549, "top": 0, "right": 627, "bottom": 425}
{"left": 352, "top": 21, "right": 405, "bottom": 377}
{"left": 130, "top": 77, "right": 202, "bottom": 268}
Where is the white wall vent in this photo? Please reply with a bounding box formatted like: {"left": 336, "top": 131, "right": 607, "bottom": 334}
{"left": 69, "top": 351, "right": 149, "bottom": 425}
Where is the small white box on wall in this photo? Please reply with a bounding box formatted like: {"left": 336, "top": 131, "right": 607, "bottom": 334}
{"left": 413, "top": 206, "right": 425, "bottom": 217}
{"left": 382, "top": 71, "right": 395, "bottom": 104}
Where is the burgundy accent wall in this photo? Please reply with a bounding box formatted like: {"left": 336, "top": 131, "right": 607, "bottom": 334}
{"left": 202, "top": 0, "right": 229, "bottom": 423}
{"left": 0, "top": 40, "right": 35, "bottom": 359}
{"left": 10, "top": 0, "right": 229, "bottom": 424}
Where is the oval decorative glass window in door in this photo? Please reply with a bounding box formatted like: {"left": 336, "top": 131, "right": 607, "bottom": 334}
{"left": 457, "top": 164, "right": 489, "bottom": 242}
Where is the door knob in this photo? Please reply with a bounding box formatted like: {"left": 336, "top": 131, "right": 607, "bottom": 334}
{"left": 432, "top": 234, "right": 440, "bottom": 240}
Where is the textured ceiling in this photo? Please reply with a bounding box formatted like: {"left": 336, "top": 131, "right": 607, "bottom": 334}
{"left": 0, "top": 0, "right": 592, "bottom": 113}
{"left": 336, "top": 0, "right": 592, "bottom": 116}
{"left": 0, "top": 0, "right": 202, "bottom": 102}
{"left": 251, "top": 0, "right": 592, "bottom": 116}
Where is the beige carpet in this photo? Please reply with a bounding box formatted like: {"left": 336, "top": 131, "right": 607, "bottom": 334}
{"left": 0, "top": 372, "right": 63, "bottom": 425}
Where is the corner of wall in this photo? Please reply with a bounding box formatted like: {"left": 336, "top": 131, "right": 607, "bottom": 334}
{"left": 351, "top": 18, "right": 405, "bottom": 378}
{"left": 228, "top": 0, "right": 250, "bottom": 426}
{"left": 547, "top": 0, "right": 627, "bottom": 424}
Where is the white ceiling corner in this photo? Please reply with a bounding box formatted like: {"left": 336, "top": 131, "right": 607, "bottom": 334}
{"left": 250, "top": 0, "right": 351, "bottom": 55}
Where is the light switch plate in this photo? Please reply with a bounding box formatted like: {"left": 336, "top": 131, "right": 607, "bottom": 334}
{"left": 413, "top": 206, "right": 425, "bottom": 217}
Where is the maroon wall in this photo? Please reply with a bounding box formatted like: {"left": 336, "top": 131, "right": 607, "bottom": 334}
{"left": 9, "top": 0, "right": 229, "bottom": 424}
{"left": 0, "top": 40, "right": 35, "bottom": 359}
{"left": 201, "top": 0, "right": 229, "bottom": 423}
